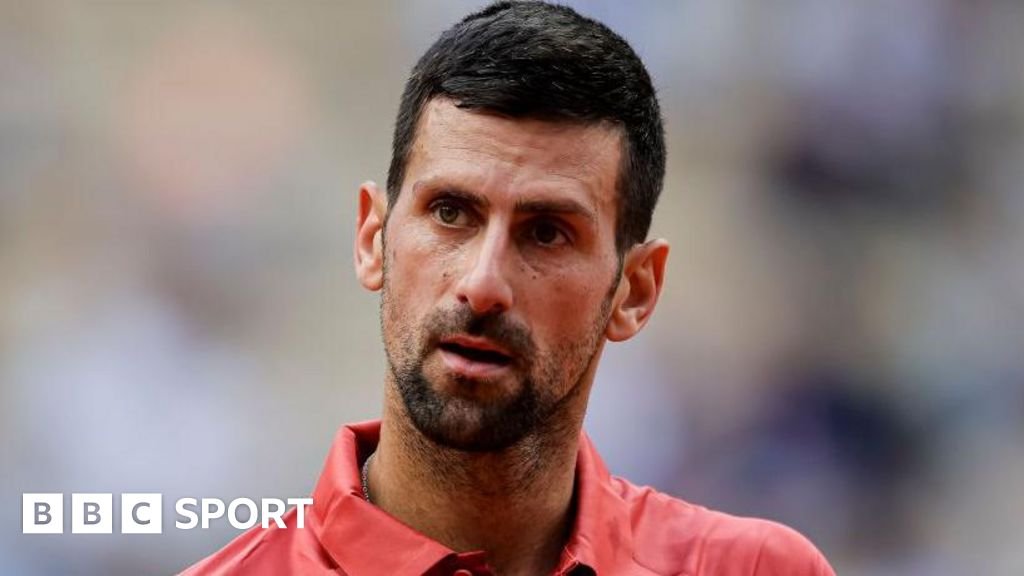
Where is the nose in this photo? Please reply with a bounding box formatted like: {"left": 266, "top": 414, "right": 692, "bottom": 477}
{"left": 454, "top": 227, "right": 515, "bottom": 315}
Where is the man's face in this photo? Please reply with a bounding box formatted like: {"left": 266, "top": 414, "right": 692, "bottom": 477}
{"left": 379, "top": 99, "right": 624, "bottom": 452}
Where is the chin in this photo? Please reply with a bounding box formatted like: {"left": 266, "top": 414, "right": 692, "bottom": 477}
{"left": 438, "top": 374, "right": 520, "bottom": 404}
{"left": 399, "top": 374, "right": 542, "bottom": 453}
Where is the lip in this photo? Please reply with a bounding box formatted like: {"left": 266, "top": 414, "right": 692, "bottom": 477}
{"left": 437, "top": 335, "right": 514, "bottom": 379}
{"left": 439, "top": 335, "right": 513, "bottom": 357}
{"left": 438, "top": 348, "right": 513, "bottom": 379}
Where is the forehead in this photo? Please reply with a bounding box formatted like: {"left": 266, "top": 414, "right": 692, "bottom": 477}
{"left": 403, "top": 98, "right": 622, "bottom": 213}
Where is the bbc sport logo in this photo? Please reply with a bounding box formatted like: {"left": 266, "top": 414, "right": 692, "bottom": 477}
{"left": 23, "top": 493, "right": 313, "bottom": 534}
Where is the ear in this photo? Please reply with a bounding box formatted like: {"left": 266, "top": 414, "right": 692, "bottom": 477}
{"left": 605, "top": 239, "right": 669, "bottom": 342}
{"left": 354, "top": 181, "right": 387, "bottom": 291}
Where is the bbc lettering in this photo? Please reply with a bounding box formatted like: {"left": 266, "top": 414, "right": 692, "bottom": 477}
{"left": 22, "top": 493, "right": 63, "bottom": 534}
{"left": 23, "top": 494, "right": 312, "bottom": 534}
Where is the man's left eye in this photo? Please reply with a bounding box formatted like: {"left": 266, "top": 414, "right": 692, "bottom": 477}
{"left": 529, "top": 220, "right": 569, "bottom": 246}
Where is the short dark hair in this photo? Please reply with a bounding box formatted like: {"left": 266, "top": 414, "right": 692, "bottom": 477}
{"left": 386, "top": 1, "right": 665, "bottom": 253}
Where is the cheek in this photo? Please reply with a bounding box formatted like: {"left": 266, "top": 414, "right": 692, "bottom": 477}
{"left": 384, "top": 228, "right": 457, "bottom": 311}
{"left": 527, "top": 269, "right": 612, "bottom": 347}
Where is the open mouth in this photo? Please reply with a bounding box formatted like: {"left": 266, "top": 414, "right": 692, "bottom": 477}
{"left": 438, "top": 341, "right": 513, "bottom": 366}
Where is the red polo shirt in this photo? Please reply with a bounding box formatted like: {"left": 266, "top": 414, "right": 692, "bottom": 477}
{"left": 180, "top": 421, "right": 834, "bottom": 575}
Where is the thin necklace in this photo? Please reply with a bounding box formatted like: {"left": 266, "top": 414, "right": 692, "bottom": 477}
{"left": 361, "top": 451, "right": 375, "bottom": 503}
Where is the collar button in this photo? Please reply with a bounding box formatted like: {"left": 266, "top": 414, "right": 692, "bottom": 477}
{"left": 453, "top": 570, "right": 474, "bottom": 576}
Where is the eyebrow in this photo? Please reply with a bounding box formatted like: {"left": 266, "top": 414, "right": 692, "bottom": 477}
{"left": 415, "top": 181, "right": 596, "bottom": 223}
{"left": 514, "top": 197, "right": 596, "bottom": 223}
{"left": 429, "top": 185, "right": 490, "bottom": 209}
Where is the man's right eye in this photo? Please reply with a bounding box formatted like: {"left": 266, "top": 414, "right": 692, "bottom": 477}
{"left": 430, "top": 200, "right": 469, "bottom": 226}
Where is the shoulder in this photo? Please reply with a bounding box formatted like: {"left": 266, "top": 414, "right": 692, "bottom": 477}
{"left": 610, "top": 476, "right": 835, "bottom": 576}
{"left": 177, "top": 508, "right": 334, "bottom": 576}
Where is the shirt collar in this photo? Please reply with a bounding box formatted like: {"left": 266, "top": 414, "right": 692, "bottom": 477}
{"left": 564, "top": 432, "right": 636, "bottom": 574}
{"left": 310, "top": 420, "right": 635, "bottom": 575}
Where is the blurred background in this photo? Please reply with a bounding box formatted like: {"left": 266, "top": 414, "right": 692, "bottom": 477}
{"left": 1, "top": 1, "right": 1022, "bottom": 574}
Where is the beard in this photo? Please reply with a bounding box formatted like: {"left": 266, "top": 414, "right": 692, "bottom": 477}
{"left": 381, "top": 280, "right": 614, "bottom": 453}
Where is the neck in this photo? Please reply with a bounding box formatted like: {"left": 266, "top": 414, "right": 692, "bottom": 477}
{"left": 369, "top": 384, "right": 586, "bottom": 576}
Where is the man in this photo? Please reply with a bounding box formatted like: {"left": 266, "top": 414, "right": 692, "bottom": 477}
{"left": 183, "top": 2, "right": 835, "bottom": 574}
